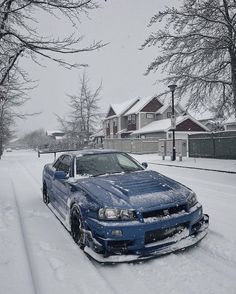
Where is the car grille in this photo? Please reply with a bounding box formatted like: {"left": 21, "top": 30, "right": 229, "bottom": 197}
{"left": 142, "top": 204, "right": 186, "bottom": 219}
{"left": 144, "top": 223, "right": 188, "bottom": 245}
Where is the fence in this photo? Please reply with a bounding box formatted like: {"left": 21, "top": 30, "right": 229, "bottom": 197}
{"left": 188, "top": 131, "right": 236, "bottom": 159}
{"left": 104, "top": 138, "right": 187, "bottom": 156}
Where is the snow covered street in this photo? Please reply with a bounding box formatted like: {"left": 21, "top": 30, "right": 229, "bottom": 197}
{"left": 0, "top": 150, "right": 236, "bottom": 294}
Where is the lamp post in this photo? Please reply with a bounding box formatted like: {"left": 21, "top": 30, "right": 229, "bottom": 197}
{"left": 168, "top": 84, "right": 177, "bottom": 161}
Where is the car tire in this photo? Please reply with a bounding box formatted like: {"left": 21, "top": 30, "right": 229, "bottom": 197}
{"left": 70, "top": 205, "right": 85, "bottom": 249}
{"left": 43, "top": 182, "right": 50, "bottom": 205}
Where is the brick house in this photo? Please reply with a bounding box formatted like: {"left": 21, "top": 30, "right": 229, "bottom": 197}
{"left": 103, "top": 95, "right": 208, "bottom": 139}
{"left": 131, "top": 115, "right": 209, "bottom": 140}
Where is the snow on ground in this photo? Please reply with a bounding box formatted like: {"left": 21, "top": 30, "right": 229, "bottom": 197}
{"left": 133, "top": 153, "right": 236, "bottom": 173}
{"left": 0, "top": 150, "right": 236, "bottom": 294}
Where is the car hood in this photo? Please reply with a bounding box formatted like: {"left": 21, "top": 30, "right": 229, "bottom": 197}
{"left": 76, "top": 170, "right": 190, "bottom": 210}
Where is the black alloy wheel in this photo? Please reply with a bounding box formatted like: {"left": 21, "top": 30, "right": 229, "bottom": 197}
{"left": 70, "top": 206, "right": 85, "bottom": 249}
{"left": 43, "top": 183, "right": 50, "bottom": 205}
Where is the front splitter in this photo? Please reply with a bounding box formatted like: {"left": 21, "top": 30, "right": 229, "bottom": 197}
{"left": 84, "top": 223, "right": 209, "bottom": 264}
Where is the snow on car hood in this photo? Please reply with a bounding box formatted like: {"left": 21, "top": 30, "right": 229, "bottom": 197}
{"left": 76, "top": 170, "right": 189, "bottom": 210}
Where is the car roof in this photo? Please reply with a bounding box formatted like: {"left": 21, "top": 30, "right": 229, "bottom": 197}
{"left": 64, "top": 149, "right": 121, "bottom": 157}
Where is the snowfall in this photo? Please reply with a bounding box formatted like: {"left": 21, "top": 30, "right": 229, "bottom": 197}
{"left": 0, "top": 150, "right": 236, "bottom": 294}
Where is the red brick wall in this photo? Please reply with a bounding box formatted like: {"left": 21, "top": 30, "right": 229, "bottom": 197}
{"left": 141, "top": 98, "right": 163, "bottom": 112}
{"left": 127, "top": 124, "right": 136, "bottom": 131}
{"left": 176, "top": 119, "right": 206, "bottom": 131}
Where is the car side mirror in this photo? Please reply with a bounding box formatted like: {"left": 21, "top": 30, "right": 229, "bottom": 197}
{"left": 141, "top": 162, "right": 148, "bottom": 169}
{"left": 54, "top": 170, "right": 67, "bottom": 180}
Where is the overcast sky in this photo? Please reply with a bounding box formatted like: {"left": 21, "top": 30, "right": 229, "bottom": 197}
{"left": 17, "top": 0, "right": 178, "bottom": 136}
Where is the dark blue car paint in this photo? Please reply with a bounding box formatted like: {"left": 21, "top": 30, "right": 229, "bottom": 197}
{"left": 42, "top": 150, "right": 209, "bottom": 260}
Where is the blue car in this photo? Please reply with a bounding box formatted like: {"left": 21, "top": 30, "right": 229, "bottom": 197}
{"left": 42, "top": 149, "right": 209, "bottom": 262}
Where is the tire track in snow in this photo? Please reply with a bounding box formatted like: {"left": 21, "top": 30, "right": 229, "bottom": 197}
{"left": 18, "top": 153, "right": 236, "bottom": 293}
{"left": 184, "top": 246, "right": 236, "bottom": 289}
{"left": 19, "top": 157, "right": 158, "bottom": 294}
{"left": 197, "top": 233, "right": 236, "bottom": 269}
{"left": 174, "top": 237, "right": 236, "bottom": 282}
{"left": 16, "top": 156, "right": 122, "bottom": 294}
{"left": 90, "top": 259, "right": 157, "bottom": 294}
{"left": 17, "top": 158, "right": 42, "bottom": 186}
{"left": 10, "top": 179, "right": 38, "bottom": 294}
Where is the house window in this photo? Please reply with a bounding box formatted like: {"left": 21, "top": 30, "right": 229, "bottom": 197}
{"left": 131, "top": 114, "right": 136, "bottom": 123}
{"left": 113, "top": 118, "right": 118, "bottom": 135}
{"left": 167, "top": 112, "right": 172, "bottom": 118}
{"left": 128, "top": 114, "right": 136, "bottom": 124}
{"left": 146, "top": 113, "right": 154, "bottom": 119}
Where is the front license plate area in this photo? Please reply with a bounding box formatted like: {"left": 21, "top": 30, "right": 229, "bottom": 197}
{"left": 145, "top": 223, "right": 187, "bottom": 245}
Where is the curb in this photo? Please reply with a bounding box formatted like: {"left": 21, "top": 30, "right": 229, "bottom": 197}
{"left": 147, "top": 162, "right": 236, "bottom": 174}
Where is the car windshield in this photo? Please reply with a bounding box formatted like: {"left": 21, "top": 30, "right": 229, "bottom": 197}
{"left": 76, "top": 152, "right": 143, "bottom": 177}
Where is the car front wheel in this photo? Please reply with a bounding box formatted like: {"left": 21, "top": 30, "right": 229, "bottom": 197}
{"left": 70, "top": 205, "right": 85, "bottom": 249}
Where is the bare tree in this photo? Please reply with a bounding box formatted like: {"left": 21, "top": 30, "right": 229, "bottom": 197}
{"left": 0, "top": 0, "right": 105, "bottom": 157}
{"left": 57, "top": 71, "right": 101, "bottom": 144}
{"left": 0, "top": 1, "right": 104, "bottom": 76}
{"left": 18, "top": 128, "right": 52, "bottom": 150}
{"left": 0, "top": 66, "right": 37, "bottom": 157}
{"left": 0, "top": 99, "right": 14, "bottom": 158}
{"left": 141, "top": 0, "right": 236, "bottom": 118}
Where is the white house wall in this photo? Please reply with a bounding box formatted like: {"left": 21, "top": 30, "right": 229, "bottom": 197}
{"left": 139, "top": 113, "right": 156, "bottom": 128}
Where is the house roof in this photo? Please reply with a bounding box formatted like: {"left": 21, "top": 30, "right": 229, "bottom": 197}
{"left": 46, "top": 130, "right": 65, "bottom": 136}
{"left": 124, "top": 94, "right": 186, "bottom": 116}
{"left": 131, "top": 115, "right": 209, "bottom": 135}
{"left": 106, "top": 98, "right": 138, "bottom": 118}
{"left": 124, "top": 95, "right": 159, "bottom": 116}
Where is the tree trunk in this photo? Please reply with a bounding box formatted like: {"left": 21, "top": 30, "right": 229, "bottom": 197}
{"left": 223, "top": 0, "right": 236, "bottom": 117}
{"left": 230, "top": 53, "right": 236, "bottom": 118}
{"left": 0, "top": 106, "right": 3, "bottom": 159}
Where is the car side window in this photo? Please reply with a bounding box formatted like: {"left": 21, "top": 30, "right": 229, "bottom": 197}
{"left": 53, "top": 157, "right": 63, "bottom": 170}
{"left": 116, "top": 153, "right": 141, "bottom": 171}
{"left": 57, "top": 155, "right": 71, "bottom": 175}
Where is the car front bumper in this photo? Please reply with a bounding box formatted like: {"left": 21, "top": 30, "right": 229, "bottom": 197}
{"left": 84, "top": 205, "right": 209, "bottom": 263}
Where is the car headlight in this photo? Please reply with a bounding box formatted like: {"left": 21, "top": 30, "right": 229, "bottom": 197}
{"left": 187, "top": 191, "right": 198, "bottom": 208}
{"left": 98, "top": 208, "right": 136, "bottom": 221}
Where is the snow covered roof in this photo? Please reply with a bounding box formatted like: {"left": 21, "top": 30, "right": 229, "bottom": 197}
{"left": 124, "top": 95, "right": 186, "bottom": 116}
{"left": 46, "top": 130, "right": 65, "bottom": 136}
{"left": 107, "top": 98, "right": 138, "bottom": 117}
{"left": 125, "top": 95, "right": 158, "bottom": 116}
{"left": 131, "top": 115, "right": 209, "bottom": 135}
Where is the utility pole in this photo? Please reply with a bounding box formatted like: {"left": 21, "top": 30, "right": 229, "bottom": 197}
{"left": 168, "top": 84, "right": 177, "bottom": 161}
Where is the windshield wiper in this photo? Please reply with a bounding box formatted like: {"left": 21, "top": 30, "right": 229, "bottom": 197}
{"left": 93, "top": 171, "right": 124, "bottom": 177}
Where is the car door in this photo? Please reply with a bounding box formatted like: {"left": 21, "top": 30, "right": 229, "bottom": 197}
{"left": 47, "top": 157, "right": 62, "bottom": 205}
{"left": 52, "top": 155, "right": 73, "bottom": 218}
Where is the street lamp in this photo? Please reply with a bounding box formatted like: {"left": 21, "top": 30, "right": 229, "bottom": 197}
{"left": 168, "top": 84, "right": 177, "bottom": 161}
